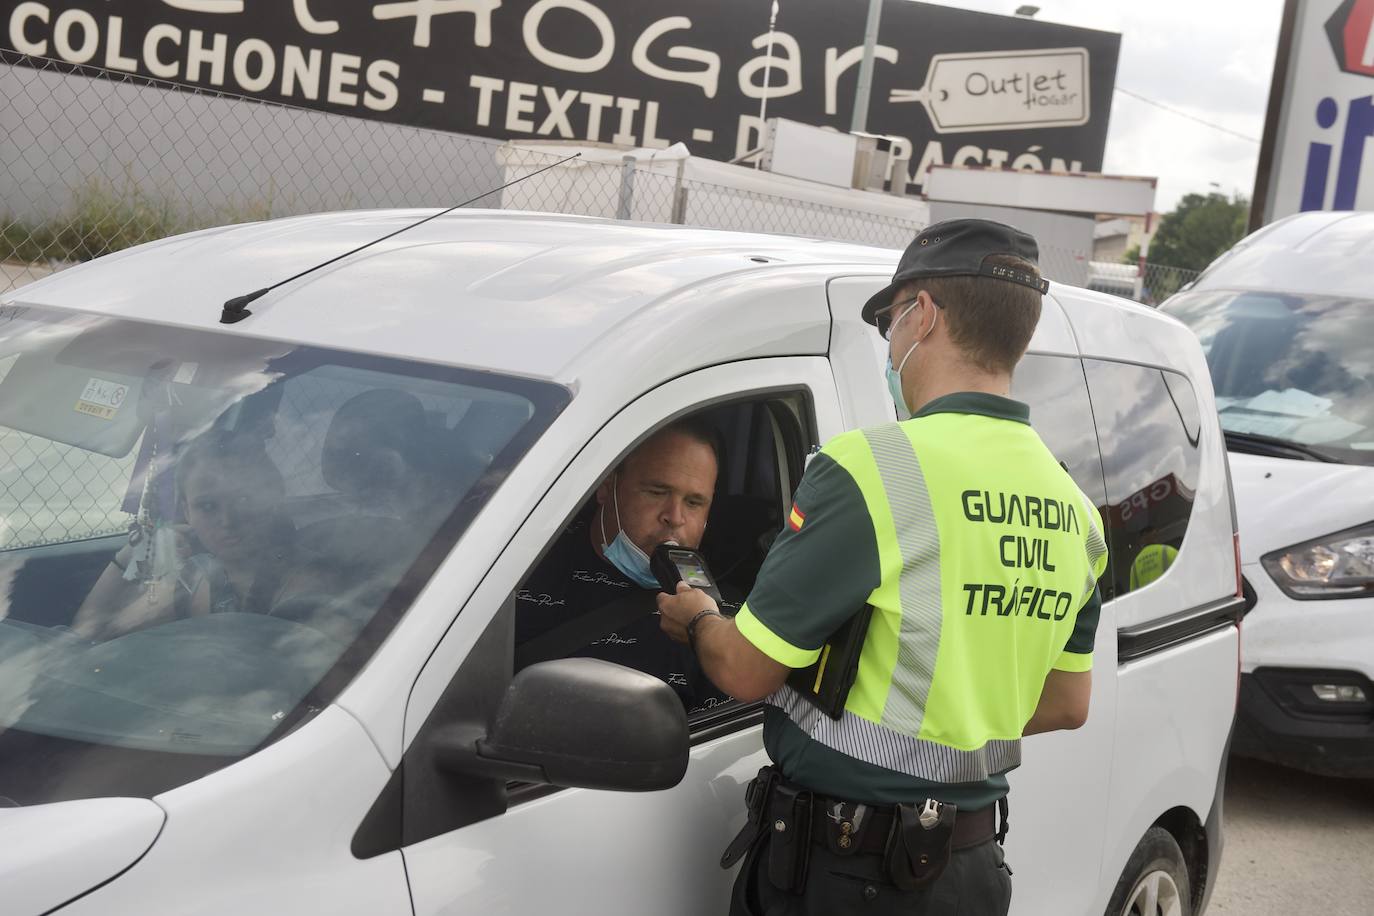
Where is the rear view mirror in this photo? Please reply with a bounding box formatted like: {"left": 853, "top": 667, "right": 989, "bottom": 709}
{"left": 433, "top": 658, "right": 689, "bottom": 792}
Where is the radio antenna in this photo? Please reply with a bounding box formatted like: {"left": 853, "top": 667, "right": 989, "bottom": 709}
{"left": 221, "top": 152, "right": 582, "bottom": 324}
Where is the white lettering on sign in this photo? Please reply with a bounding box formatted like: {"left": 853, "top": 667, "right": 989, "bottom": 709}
{"left": 470, "top": 74, "right": 504, "bottom": 125}
{"left": 53, "top": 8, "right": 99, "bottom": 64}
{"left": 75, "top": 378, "right": 129, "bottom": 421}
{"left": 465, "top": 73, "right": 667, "bottom": 146}
{"left": 293, "top": 0, "right": 340, "bottom": 36}
{"left": 580, "top": 91, "right": 613, "bottom": 140}
{"left": 143, "top": 24, "right": 183, "bottom": 79}
{"left": 327, "top": 52, "right": 362, "bottom": 105}
{"left": 538, "top": 86, "right": 579, "bottom": 136}
{"left": 506, "top": 80, "right": 538, "bottom": 131}
{"left": 612, "top": 96, "right": 639, "bottom": 145}
{"left": 523, "top": 0, "right": 615, "bottom": 74}
{"left": 641, "top": 100, "right": 668, "bottom": 148}
{"left": 735, "top": 113, "right": 765, "bottom": 159}
{"left": 364, "top": 59, "right": 401, "bottom": 111}
{"left": 9, "top": 3, "right": 50, "bottom": 56}
{"left": 283, "top": 46, "right": 323, "bottom": 98}
{"left": 631, "top": 17, "right": 721, "bottom": 99}
{"left": 738, "top": 30, "right": 801, "bottom": 100}
{"left": 161, "top": 0, "right": 244, "bottom": 13}
{"left": 372, "top": 0, "right": 500, "bottom": 49}
{"left": 232, "top": 38, "right": 276, "bottom": 93}
{"left": 825, "top": 43, "right": 898, "bottom": 116}
{"left": 105, "top": 16, "right": 139, "bottom": 71}
{"left": 889, "top": 47, "right": 1090, "bottom": 134}
{"left": 186, "top": 28, "right": 228, "bottom": 86}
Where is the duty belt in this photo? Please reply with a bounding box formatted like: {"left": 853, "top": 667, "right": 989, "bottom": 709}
{"left": 721, "top": 765, "right": 1008, "bottom": 895}
{"left": 811, "top": 797, "right": 998, "bottom": 854}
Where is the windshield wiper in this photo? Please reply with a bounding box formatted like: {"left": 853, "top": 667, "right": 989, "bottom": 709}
{"left": 1224, "top": 430, "right": 1339, "bottom": 463}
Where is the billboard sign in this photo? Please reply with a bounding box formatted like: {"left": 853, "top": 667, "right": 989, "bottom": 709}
{"left": 2, "top": 0, "right": 1120, "bottom": 191}
{"left": 1253, "top": 0, "right": 1374, "bottom": 225}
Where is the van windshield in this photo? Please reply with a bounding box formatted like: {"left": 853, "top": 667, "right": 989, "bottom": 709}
{"left": 1162, "top": 289, "right": 1374, "bottom": 465}
{"left": 0, "top": 303, "right": 567, "bottom": 805}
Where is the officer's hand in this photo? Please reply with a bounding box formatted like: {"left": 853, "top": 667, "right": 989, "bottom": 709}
{"left": 657, "top": 581, "right": 719, "bottom": 645}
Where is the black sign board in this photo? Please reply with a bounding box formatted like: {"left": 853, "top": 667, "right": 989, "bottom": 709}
{"left": 4, "top": 0, "right": 1120, "bottom": 189}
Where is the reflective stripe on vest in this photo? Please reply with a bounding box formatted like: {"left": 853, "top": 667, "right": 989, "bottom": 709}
{"left": 771, "top": 683, "right": 1023, "bottom": 783}
{"left": 866, "top": 423, "right": 941, "bottom": 738}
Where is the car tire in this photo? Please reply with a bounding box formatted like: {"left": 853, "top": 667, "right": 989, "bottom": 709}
{"left": 1105, "top": 827, "right": 1192, "bottom": 916}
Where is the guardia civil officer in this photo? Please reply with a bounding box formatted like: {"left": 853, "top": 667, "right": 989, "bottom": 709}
{"left": 658, "top": 219, "right": 1109, "bottom": 915}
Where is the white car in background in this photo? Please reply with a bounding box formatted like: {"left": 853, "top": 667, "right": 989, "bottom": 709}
{"left": 0, "top": 211, "right": 1241, "bottom": 915}
{"left": 1161, "top": 210, "right": 1374, "bottom": 778}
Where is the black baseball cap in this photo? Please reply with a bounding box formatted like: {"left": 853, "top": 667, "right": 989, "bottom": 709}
{"left": 861, "top": 218, "right": 1049, "bottom": 325}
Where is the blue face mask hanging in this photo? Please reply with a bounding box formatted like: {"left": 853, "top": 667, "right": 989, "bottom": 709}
{"left": 885, "top": 356, "right": 906, "bottom": 414}
{"left": 884, "top": 299, "right": 931, "bottom": 415}
{"left": 599, "top": 475, "right": 664, "bottom": 589}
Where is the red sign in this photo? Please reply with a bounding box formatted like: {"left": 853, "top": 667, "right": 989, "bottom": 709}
{"left": 1326, "top": 0, "right": 1374, "bottom": 78}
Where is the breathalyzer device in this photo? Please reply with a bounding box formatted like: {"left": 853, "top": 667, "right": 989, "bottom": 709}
{"left": 651, "top": 543, "right": 723, "bottom": 604}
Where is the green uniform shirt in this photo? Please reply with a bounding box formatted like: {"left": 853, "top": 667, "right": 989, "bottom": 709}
{"left": 736, "top": 393, "right": 1108, "bottom": 810}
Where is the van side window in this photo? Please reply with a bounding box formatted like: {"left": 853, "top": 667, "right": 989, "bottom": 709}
{"left": 1011, "top": 354, "right": 1109, "bottom": 512}
{"left": 1083, "top": 361, "right": 1203, "bottom": 599}
{"left": 512, "top": 395, "right": 810, "bottom": 725}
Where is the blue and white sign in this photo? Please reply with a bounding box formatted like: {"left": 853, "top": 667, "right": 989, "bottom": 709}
{"left": 1256, "top": 0, "right": 1374, "bottom": 222}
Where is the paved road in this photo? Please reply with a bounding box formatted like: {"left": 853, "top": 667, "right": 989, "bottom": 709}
{"left": 1209, "top": 757, "right": 1374, "bottom": 915}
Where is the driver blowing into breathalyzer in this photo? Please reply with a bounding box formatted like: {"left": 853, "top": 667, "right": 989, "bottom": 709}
{"left": 658, "top": 219, "right": 1109, "bottom": 915}
{"left": 514, "top": 419, "right": 735, "bottom": 713}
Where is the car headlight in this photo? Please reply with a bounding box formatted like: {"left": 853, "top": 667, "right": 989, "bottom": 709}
{"left": 1261, "top": 522, "right": 1374, "bottom": 600}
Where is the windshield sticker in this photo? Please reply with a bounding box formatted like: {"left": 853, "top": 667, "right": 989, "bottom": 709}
{"left": 74, "top": 377, "right": 130, "bottom": 420}
{"left": 173, "top": 362, "right": 199, "bottom": 385}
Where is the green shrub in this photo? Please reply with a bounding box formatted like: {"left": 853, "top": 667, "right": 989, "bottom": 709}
{"left": 1, "top": 177, "right": 277, "bottom": 266}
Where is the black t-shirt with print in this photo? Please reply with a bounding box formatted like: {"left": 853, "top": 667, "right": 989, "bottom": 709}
{"left": 515, "top": 513, "right": 737, "bottom": 716}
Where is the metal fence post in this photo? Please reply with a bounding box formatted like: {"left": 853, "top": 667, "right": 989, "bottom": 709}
{"left": 616, "top": 155, "right": 636, "bottom": 220}
{"left": 670, "top": 160, "right": 687, "bottom": 224}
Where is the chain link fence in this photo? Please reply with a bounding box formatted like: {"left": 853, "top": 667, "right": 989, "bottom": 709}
{"left": 1, "top": 49, "right": 931, "bottom": 294}
{"left": 1086, "top": 259, "right": 1202, "bottom": 305}
{"left": 2, "top": 50, "right": 1200, "bottom": 548}
{"left": 2, "top": 49, "right": 1194, "bottom": 298}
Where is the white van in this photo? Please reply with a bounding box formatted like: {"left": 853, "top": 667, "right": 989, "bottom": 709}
{"left": 1160, "top": 210, "right": 1374, "bottom": 778}
{"left": 0, "top": 212, "right": 1241, "bottom": 916}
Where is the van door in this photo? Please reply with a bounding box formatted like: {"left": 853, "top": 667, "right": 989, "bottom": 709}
{"left": 824, "top": 277, "right": 1116, "bottom": 914}
{"left": 1003, "top": 352, "right": 1116, "bottom": 915}
{"left": 391, "top": 357, "right": 843, "bottom": 916}
{"left": 1079, "top": 355, "right": 1240, "bottom": 913}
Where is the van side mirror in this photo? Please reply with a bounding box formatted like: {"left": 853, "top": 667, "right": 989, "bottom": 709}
{"left": 431, "top": 658, "right": 689, "bottom": 792}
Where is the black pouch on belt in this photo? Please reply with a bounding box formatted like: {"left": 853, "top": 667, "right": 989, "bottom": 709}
{"left": 721, "top": 766, "right": 779, "bottom": 869}
{"left": 765, "top": 783, "right": 814, "bottom": 894}
{"left": 883, "top": 801, "right": 957, "bottom": 891}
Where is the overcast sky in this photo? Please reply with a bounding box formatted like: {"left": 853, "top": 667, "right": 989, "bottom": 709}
{"left": 918, "top": 0, "right": 1286, "bottom": 213}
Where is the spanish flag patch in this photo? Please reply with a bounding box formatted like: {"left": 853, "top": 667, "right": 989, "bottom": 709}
{"left": 788, "top": 503, "right": 806, "bottom": 532}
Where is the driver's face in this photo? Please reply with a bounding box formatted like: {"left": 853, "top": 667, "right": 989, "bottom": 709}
{"left": 598, "top": 430, "right": 717, "bottom": 555}
{"left": 183, "top": 469, "right": 280, "bottom": 564}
